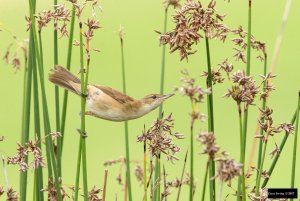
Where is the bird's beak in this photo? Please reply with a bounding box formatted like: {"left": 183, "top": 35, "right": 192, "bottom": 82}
{"left": 161, "top": 93, "right": 174, "bottom": 100}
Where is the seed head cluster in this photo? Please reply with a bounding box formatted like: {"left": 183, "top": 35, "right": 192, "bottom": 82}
{"left": 7, "top": 139, "right": 45, "bottom": 172}
{"left": 215, "top": 156, "right": 242, "bottom": 185}
{"left": 225, "top": 70, "right": 259, "bottom": 111}
{"left": 158, "top": 0, "right": 229, "bottom": 61}
{"left": 197, "top": 131, "right": 220, "bottom": 159}
{"left": 231, "top": 25, "right": 266, "bottom": 62}
{"left": 137, "top": 113, "right": 183, "bottom": 162}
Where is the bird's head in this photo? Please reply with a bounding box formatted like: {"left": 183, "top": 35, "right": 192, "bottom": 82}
{"left": 140, "top": 93, "right": 174, "bottom": 112}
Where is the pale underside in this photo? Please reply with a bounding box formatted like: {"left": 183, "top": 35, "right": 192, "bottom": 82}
{"left": 85, "top": 85, "right": 148, "bottom": 121}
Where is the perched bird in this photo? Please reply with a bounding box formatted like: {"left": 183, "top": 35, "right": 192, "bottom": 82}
{"left": 49, "top": 66, "right": 174, "bottom": 121}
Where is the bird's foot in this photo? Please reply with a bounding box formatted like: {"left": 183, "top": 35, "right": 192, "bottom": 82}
{"left": 80, "top": 92, "right": 88, "bottom": 98}
{"left": 77, "top": 128, "right": 88, "bottom": 138}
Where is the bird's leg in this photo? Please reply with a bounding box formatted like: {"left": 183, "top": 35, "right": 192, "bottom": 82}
{"left": 77, "top": 128, "right": 88, "bottom": 138}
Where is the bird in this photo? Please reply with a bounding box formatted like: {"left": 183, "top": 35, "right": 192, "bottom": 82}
{"left": 49, "top": 66, "right": 174, "bottom": 121}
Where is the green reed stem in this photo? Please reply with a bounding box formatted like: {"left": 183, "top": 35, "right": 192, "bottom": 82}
{"left": 237, "top": 1, "right": 252, "bottom": 200}
{"left": 158, "top": 7, "right": 168, "bottom": 116}
{"left": 238, "top": 104, "right": 246, "bottom": 201}
{"left": 176, "top": 150, "right": 188, "bottom": 201}
{"left": 262, "top": 106, "right": 299, "bottom": 187}
{"left": 189, "top": 116, "right": 194, "bottom": 201}
{"left": 256, "top": 55, "right": 267, "bottom": 183}
{"left": 144, "top": 141, "right": 147, "bottom": 201}
{"left": 204, "top": 37, "right": 215, "bottom": 201}
{"left": 201, "top": 160, "right": 209, "bottom": 201}
{"left": 53, "top": 0, "right": 61, "bottom": 177}
{"left": 33, "top": 33, "right": 44, "bottom": 201}
{"left": 255, "top": 135, "right": 267, "bottom": 196}
{"left": 74, "top": 137, "right": 82, "bottom": 201}
{"left": 120, "top": 36, "right": 133, "bottom": 201}
{"left": 291, "top": 92, "right": 300, "bottom": 194}
{"left": 154, "top": 8, "right": 168, "bottom": 201}
{"left": 28, "top": 0, "right": 62, "bottom": 199}
{"left": 60, "top": 3, "right": 76, "bottom": 155}
{"left": 20, "top": 29, "right": 34, "bottom": 201}
{"left": 79, "top": 21, "right": 89, "bottom": 201}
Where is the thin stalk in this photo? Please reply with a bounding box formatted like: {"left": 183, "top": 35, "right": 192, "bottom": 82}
{"left": 28, "top": 0, "right": 62, "bottom": 200}
{"left": 33, "top": 33, "right": 44, "bottom": 201}
{"left": 201, "top": 160, "right": 210, "bottom": 201}
{"left": 218, "top": 181, "right": 223, "bottom": 201}
{"left": 74, "top": 136, "right": 82, "bottom": 201}
{"left": 238, "top": 104, "right": 246, "bottom": 201}
{"left": 144, "top": 142, "right": 147, "bottom": 201}
{"left": 19, "top": 29, "right": 34, "bottom": 201}
{"left": 78, "top": 21, "right": 89, "bottom": 201}
{"left": 2, "top": 156, "right": 9, "bottom": 189}
{"left": 204, "top": 37, "right": 215, "bottom": 201}
{"left": 33, "top": 170, "right": 37, "bottom": 201}
{"left": 120, "top": 36, "right": 132, "bottom": 201}
{"left": 255, "top": 138, "right": 267, "bottom": 195}
{"left": 162, "top": 165, "right": 167, "bottom": 201}
{"left": 158, "top": 7, "right": 168, "bottom": 116}
{"left": 262, "top": 106, "right": 299, "bottom": 187}
{"left": 53, "top": 0, "right": 61, "bottom": 177}
{"left": 142, "top": 167, "right": 154, "bottom": 201}
{"left": 103, "top": 170, "right": 108, "bottom": 201}
{"left": 238, "top": 1, "right": 252, "bottom": 200}
{"left": 176, "top": 150, "right": 188, "bottom": 201}
{"left": 256, "top": 56, "right": 267, "bottom": 183}
{"left": 157, "top": 154, "right": 161, "bottom": 201}
{"left": 189, "top": 115, "right": 194, "bottom": 201}
{"left": 155, "top": 8, "right": 168, "bottom": 201}
{"left": 60, "top": 3, "right": 76, "bottom": 153}
{"left": 291, "top": 92, "right": 300, "bottom": 192}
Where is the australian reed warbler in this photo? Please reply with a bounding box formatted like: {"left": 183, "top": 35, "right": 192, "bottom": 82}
{"left": 49, "top": 66, "right": 174, "bottom": 121}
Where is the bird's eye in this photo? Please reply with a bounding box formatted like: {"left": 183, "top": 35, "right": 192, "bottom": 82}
{"left": 152, "top": 95, "right": 157, "bottom": 99}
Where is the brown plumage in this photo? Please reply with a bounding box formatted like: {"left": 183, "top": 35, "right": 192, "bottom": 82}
{"left": 49, "top": 66, "right": 174, "bottom": 121}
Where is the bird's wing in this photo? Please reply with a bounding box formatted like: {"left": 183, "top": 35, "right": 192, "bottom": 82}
{"left": 94, "top": 85, "right": 135, "bottom": 104}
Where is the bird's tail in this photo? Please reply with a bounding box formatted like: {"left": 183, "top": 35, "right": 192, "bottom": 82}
{"left": 49, "top": 65, "right": 81, "bottom": 95}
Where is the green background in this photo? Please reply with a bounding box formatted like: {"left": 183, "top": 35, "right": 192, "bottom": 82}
{"left": 0, "top": 0, "right": 299, "bottom": 200}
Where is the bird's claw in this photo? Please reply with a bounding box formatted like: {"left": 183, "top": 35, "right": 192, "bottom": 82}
{"left": 77, "top": 128, "right": 88, "bottom": 138}
{"left": 80, "top": 92, "right": 88, "bottom": 98}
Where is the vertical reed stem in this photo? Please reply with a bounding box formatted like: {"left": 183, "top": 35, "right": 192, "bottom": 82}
{"left": 238, "top": 104, "right": 246, "bottom": 201}
{"left": 256, "top": 55, "right": 267, "bottom": 183}
{"left": 144, "top": 141, "right": 147, "bottom": 201}
{"left": 189, "top": 117, "right": 194, "bottom": 201}
{"left": 79, "top": 21, "right": 89, "bottom": 201}
{"left": 155, "top": 8, "right": 168, "bottom": 201}
{"left": 60, "top": 3, "right": 76, "bottom": 154}
{"left": 28, "top": 0, "right": 63, "bottom": 199}
{"left": 20, "top": 29, "right": 34, "bottom": 201}
{"left": 53, "top": 0, "right": 61, "bottom": 177}
{"left": 120, "top": 35, "right": 133, "bottom": 201}
{"left": 204, "top": 37, "right": 215, "bottom": 201}
{"left": 238, "top": 1, "right": 252, "bottom": 199}
{"left": 255, "top": 137, "right": 267, "bottom": 195}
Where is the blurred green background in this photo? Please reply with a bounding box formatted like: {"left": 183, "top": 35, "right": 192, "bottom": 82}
{"left": 0, "top": 0, "right": 299, "bottom": 200}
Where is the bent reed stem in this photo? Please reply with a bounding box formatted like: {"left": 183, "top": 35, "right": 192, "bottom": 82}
{"left": 291, "top": 92, "right": 300, "bottom": 195}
